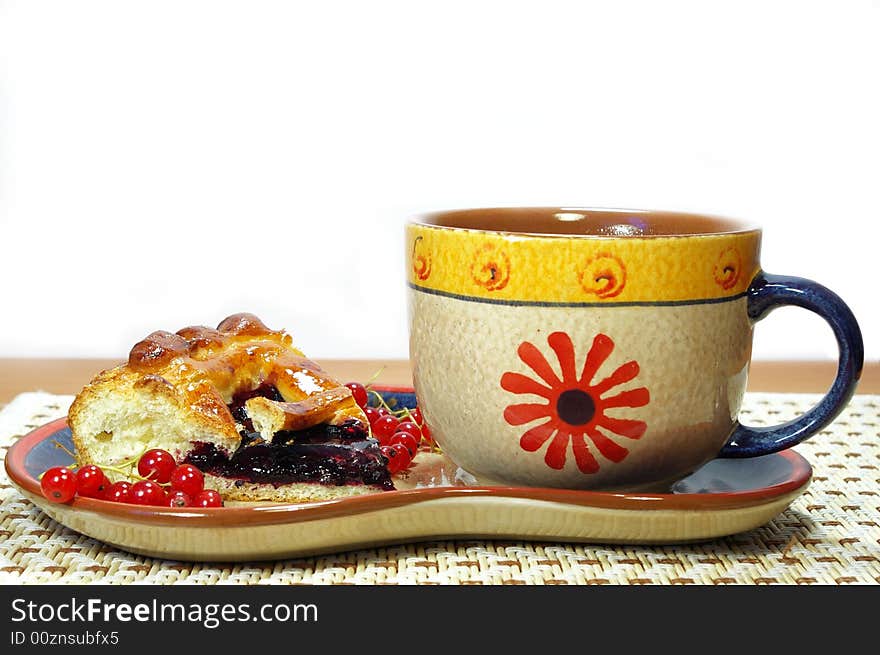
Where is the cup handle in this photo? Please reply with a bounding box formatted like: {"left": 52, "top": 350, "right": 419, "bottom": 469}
{"left": 720, "top": 272, "right": 864, "bottom": 457}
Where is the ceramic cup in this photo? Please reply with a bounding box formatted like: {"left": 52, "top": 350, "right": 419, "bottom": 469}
{"left": 406, "top": 207, "right": 863, "bottom": 491}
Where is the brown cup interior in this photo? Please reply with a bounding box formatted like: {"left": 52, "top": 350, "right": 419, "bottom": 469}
{"left": 414, "top": 207, "right": 757, "bottom": 237}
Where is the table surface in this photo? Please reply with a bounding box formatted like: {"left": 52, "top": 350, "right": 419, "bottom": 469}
{"left": 0, "top": 358, "right": 878, "bottom": 404}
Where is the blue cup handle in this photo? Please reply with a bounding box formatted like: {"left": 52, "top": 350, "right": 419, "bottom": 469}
{"left": 720, "top": 272, "right": 864, "bottom": 458}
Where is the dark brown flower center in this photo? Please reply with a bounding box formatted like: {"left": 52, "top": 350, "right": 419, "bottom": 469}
{"left": 556, "top": 389, "right": 596, "bottom": 426}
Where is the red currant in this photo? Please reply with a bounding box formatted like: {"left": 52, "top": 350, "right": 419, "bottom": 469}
{"left": 345, "top": 382, "right": 369, "bottom": 409}
{"left": 380, "top": 444, "right": 412, "bottom": 474}
{"left": 40, "top": 466, "right": 77, "bottom": 503}
{"left": 131, "top": 480, "right": 168, "bottom": 506}
{"left": 103, "top": 481, "right": 133, "bottom": 503}
{"left": 372, "top": 415, "right": 400, "bottom": 444}
{"left": 389, "top": 432, "right": 419, "bottom": 458}
{"left": 194, "top": 489, "right": 223, "bottom": 507}
{"left": 410, "top": 407, "right": 424, "bottom": 426}
{"left": 421, "top": 423, "right": 433, "bottom": 445}
{"left": 167, "top": 491, "right": 192, "bottom": 508}
{"left": 169, "top": 464, "right": 204, "bottom": 497}
{"left": 364, "top": 406, "right": 382, "bottom": 427}
{"left": 137, "top": 449, "right": 176, "bottom": 483}
{"left": 75, "top": 465, "right": 108, "bottom": 498}
{"left": 395, "top": 420, "right": 422, "bottom": 439}
{"left": 376, "top": 407, "right": 390, "bottom": 417}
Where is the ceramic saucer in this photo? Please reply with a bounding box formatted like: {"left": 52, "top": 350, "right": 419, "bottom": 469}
{"left": 4, "top": 387, "right": 811, "bottom": 561}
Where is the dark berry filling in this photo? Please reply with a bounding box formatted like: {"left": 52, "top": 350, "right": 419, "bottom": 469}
{"left": 273, "top": 420, "right": 370, "bottom": 444}
{"left": 185, "top": 430, "right": 393, "bottom": 490}
{"left": 228, "top": 382, "right": 284, "bottom": 432}
{"left": 184, "top": 385, "right": 394, "bottom": 490}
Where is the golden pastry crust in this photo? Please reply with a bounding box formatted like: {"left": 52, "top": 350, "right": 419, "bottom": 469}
{"left": 69, "top": 313, "right": 370, "bottom": 500}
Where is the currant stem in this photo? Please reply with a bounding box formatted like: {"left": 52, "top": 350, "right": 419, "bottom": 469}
{"left": 367, "top": 389, "right": 396, "bottom": 413}
{"left": 51, "top": 439, "right": 78, "bottom": 462}
{"left": 362, "top": 366, "right": 387, "bottom": 389}
{"left": 365, "top": 392, "right": 441, "bottom": 454}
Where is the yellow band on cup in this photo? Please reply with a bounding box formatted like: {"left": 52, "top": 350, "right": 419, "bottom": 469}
{"left": 406, "top": 224, "right": 761, "bottom": 304}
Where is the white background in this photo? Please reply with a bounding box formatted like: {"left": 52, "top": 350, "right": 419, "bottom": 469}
{"left": 0, "top": 1, "right": 877, "bottom": 364}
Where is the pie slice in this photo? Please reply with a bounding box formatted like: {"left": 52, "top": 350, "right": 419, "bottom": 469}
{"left": 69, "top": 313, "right": 393, "bottom": 502}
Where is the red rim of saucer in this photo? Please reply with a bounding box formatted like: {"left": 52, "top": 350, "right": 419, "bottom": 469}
{"left": 4, "top": 386, "right": 812, "bottom": 527}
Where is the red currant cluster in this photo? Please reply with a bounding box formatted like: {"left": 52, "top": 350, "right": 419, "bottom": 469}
{"left": 39, "top": 448, "right": 223, "bottom": 508}
{"left": 344, "top": 382, "right": 434, "bottom": 474}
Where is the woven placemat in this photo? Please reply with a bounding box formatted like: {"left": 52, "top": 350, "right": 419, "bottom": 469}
{"left": 1, "top": 391, "right": 878, "bottom": 585}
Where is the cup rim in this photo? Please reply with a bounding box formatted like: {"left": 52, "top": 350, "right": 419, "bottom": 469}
{"left": 410, "top": 206, "right": 760, "bottom": 238}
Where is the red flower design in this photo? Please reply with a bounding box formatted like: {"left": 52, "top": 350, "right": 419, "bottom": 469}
{"left": 501, "top": 332, "right": 650, "bottom": 474}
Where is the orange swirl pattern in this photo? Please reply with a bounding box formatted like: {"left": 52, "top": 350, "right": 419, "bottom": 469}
{"left": 412, "top": 236, "right": 432, "bottom": 281}
{"left": 578, "top": 254, "right": 627, "bottom": 299}
{"left": 471, "top": 243, "right": 511, "bottom": 291}
{"left": 406, "top": 223, "right": 761, "bottom": 302}
{"left": 713, "top": 247, "right": 741, "bottom": 290}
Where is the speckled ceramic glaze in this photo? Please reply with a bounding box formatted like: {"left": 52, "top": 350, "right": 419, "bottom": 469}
{"left": 407, "top": 207, "right": 863, "bottom": 491}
